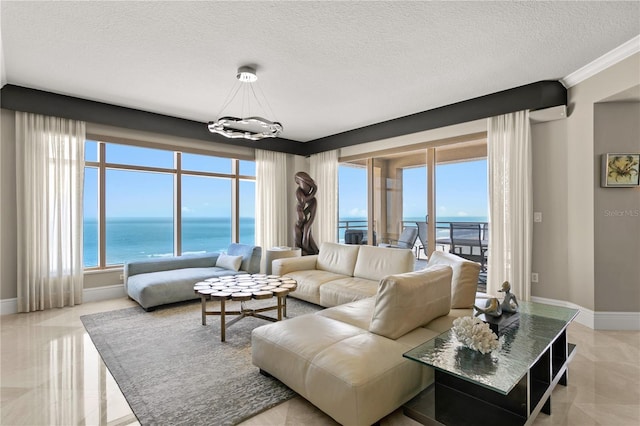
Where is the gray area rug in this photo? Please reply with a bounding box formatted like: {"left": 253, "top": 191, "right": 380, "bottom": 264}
{"left": 81, "top": 298, "right": 321, "bottom": 425}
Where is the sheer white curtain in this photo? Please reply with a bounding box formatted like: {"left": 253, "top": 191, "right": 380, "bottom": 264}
{"left": 255, "top": 149, "right": 289, "bottom": 257}
{"left": 487, "top": 110, "right": 532, "bottom": 301}
{"left": 16, "top": 112, "right": 86, "bottom": 312}
{"left": 309, "top": 149, "right": 338, "bottom": 244}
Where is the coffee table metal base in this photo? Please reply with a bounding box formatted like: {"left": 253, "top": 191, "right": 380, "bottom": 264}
{"left": 200, "top": 295, "right": 288, "bottom": 342}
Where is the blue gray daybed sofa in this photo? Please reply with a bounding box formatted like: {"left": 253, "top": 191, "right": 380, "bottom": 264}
{"left": 124, "top": 243, "right": 262, "bottom": 311}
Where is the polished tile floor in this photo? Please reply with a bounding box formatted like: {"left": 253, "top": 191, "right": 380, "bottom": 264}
{"left": 1, "top": 297, "right": 639, "bottom": 425}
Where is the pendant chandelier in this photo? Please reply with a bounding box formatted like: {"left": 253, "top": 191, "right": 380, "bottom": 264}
{"left": 208, "top": 66, "right": 283, "bottom": 141}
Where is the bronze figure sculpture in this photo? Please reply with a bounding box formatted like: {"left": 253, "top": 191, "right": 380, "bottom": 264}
{"left": 294, "top": 171, "right": 319, "bottom": 255}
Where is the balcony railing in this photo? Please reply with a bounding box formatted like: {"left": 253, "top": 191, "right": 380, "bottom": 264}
{"left": 339, "top": 220, "right": 488, "bottom": 241}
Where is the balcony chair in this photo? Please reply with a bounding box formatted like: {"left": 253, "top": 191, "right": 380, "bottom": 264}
{"left": 449, "top": 222, "right": 488, "bottom": 271}
{"left": 344, "top": 229, "right": 377, "bottom": 245}
{"left": 416, "top": 221, "right": 448, "bottom": 257}
{"left": 415, "top": 221, "right": 428, "bottom": 257}
{"left": 379, "top": 226, "right": 418, "bottom": 251}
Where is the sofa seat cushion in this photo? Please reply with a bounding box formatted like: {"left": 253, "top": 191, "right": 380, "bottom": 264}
{"left": 395, "top": 325, "right": 441, "bottom": 348}
{"left": 283, "top": 270, "right": 348, "bottom": 305}
{"left": 353, "top": 245, "right": 415, "bottom": 281}
{"left": 369, "top": 265, "right": 452, "bottom": 339}
{"left": 318, "top": 277, "right": 378, "bottom": 307}
{"left": 252, "top": 315, "right": 366, "bottom": 394}
{"left": 422, "top": 308, "right": 473, "bottom": 334}
{"left": 316, "top": 297, "right": 375, "bottom": 329}
{"left": 127, "top": 267, "right": 243, "bottom": 309}
{"left": 252, "top": 315, "right": 434, "bottom": 426}
{"left": 306, "top": 332, "right": 433, "bottom": 426}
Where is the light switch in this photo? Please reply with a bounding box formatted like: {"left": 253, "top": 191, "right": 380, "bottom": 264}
{"left": 534, "top": 212, "right": 542, "bottom": 223}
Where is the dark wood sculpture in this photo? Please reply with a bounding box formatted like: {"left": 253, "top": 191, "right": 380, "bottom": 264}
{"left": 294, "top": 171, "right": 319, "bottom": 255}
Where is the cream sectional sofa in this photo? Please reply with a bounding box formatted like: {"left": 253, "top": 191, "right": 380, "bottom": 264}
{"left": 252, "top": 250, "right": 481, "bottom": 426}
{"left": 272, "top": 242, "right": 416, "bottom": 307}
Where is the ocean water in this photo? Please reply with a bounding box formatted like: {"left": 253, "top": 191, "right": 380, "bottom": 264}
{"left": 85, "top": 215, "right": 485, "bottom": 267}
{"left": 84, "top": 217, "right": 255, "bottom": 267}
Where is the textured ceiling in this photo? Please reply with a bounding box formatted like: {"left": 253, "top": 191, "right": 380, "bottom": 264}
{"left": 1, "top": 1, "right": 639, "bottom": 142}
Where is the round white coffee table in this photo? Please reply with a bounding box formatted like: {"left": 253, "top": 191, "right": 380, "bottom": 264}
{"left": 194, "top": 274, "right": 297, "bottom": 342}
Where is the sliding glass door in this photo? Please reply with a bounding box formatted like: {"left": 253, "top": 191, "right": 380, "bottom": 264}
{"left": 338, "top": 139, "right": 487, "bottom": 261}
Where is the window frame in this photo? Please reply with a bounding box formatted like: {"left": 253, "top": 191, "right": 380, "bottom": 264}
{"left": 84, "top": 139, "right": 255, "bottom": 270}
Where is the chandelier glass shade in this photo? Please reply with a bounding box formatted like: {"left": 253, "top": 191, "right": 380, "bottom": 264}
{"left": 208, "top": 66, "right": 283, "bottom": 141}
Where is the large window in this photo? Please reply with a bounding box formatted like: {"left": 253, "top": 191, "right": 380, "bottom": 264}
{"left": 435, "top": 158, "right": 488, "bottom": 223}
{"left": 83, "top": 140, "right": 255, "bottom": 269}
{"left": 338, "top": 163, "right": 368, "bottom": 243}
{"left": 402, "top": 165, "right": 427, "bottom": 223}
{"left": 181, "top": 175, "right": 231, "bottom": 255}
{"left": 105, "top": 169, "right": 174, "bottom": 265}
{"left": 338, "top": 139, "right": 488, "bottom": 256}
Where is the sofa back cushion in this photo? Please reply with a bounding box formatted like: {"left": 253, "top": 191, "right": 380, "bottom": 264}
{"left": 317, "top": 242, "right": 360, "bottom": 276}
{"left": 227, "top": 243, "right": 262, "bottom": 274}
{"left": 369, "top": 265, "right": 452, "bottom": 340}
{"left": 353, "top": 245, "right": 415, "bottom": 281}
{"left": 427, "top": 251, "right": 480, "bottom": 308}
{"left": 125, "top": 253, "right": 218, "bottom": 278}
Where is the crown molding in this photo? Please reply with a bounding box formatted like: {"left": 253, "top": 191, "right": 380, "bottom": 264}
{"left": 561, "top": 35, "right": 640, "bottom": 88}
{"left": 1, "top": 81, "right": 566, "bottom": 156}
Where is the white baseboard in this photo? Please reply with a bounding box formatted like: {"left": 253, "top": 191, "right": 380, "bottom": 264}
{"left": 0, "top": 298, "right": 18, "bottom": 315}
{"left": 531, "top": 296, "right": 639, "bottom": 330}
{"left": 82, "top": 284, "right": 127, "bottom": 303}
{"left": 531, "top": 296, "right": 595, "bottom": 328}
{"left": 594, "top": 311, "right": 640, "bottom": 331}
{"left": 0, "top": 284, "right": 127, "bottom": 315}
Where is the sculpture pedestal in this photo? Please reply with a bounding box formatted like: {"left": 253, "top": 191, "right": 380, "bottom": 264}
{"left": 477, "top": 311, "right": 520, "bottom": 336}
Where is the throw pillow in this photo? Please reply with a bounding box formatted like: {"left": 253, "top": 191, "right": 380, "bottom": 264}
{"left": 427, "top": 251, "right": 480, "bottom": 308}
{"left": 216, "top": 253, "right": 243, "bottom": 272}
{"left": 369, "top": 265, "right": 452, "bottom": 340}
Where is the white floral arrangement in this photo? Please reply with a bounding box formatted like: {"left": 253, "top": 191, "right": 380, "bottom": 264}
{"left": 452, "top": 316, "right": 502, "bottom": 354}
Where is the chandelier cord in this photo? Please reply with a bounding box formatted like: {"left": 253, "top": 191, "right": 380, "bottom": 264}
{"left": 215, "top": 80, "right": 243, "bottom": 119}
{"left": 253, "top": 82, "right": 279, "bottom": 123}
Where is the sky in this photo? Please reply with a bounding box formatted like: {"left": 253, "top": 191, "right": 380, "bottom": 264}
{"left": 338, "top": 159, "right": 488, "bottom": 220}
{"left": 84, "top": 141, "right": 255, "bottom": 219}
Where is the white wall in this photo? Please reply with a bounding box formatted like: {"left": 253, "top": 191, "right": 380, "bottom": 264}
{"left": 593, "top": 102, "right": 640, "bottom": 312}
{"left": 531, "top": 118, "right": 570, "bottom": 302}
{"left": 565, "top": 53, "right": 639, "bottom": 312}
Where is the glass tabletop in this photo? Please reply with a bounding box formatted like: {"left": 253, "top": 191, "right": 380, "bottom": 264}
{"left": 403, "top": 301, "right": 578, "bottom": 395}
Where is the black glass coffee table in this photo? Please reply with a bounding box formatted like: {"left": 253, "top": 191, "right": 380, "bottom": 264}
{"left": 403, "top": 301, "right": 578, "bottom": 425}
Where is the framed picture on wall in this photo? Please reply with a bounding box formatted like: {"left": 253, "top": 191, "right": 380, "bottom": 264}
{"left": 601, "top": 153, "right": 640, "bottom": 187}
